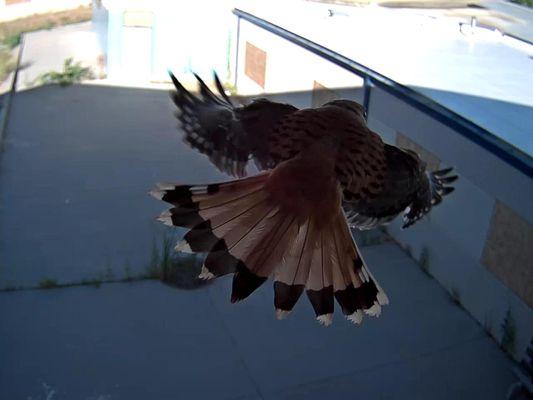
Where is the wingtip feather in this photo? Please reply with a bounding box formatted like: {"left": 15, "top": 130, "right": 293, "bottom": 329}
{"left": 175, "top": 240, "right": 192, "bottom": 253}
{"left": 275, "top": 309, "right": 291, "bottom": 320}
{"left": 198, "top": 266, "right": 215, "bottom": 280}
{"left": 156, "top": 210, "right": 173, "bottom": 226}
{"left": 149, "top": 189, "right": 164, "bottom": 200}
{"left": 364, "top": 303, "right": 381, "bottom": 317}
{"left": 347, "top": 310, "right": 363, "bottom": 324}
{"left": 377, "top": 290, "right": 389, "bottom": 306}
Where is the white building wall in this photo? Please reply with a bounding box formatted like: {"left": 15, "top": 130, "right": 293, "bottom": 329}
{"left": 235, "top": 18, "right": 363, "bottom": 98}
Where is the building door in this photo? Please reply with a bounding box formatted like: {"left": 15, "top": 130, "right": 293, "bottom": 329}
{"left": 121, "top": 27, "right": 152, "bottom": 82}
{"left": 121, "top": 11, "right": 153, "bottom": 82}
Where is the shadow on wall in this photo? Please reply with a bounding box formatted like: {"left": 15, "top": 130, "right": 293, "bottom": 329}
{"left": 413, "top": 86, "right": 533, "bottom": 158}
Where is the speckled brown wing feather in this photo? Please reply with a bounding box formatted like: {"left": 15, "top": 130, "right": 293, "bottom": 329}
{"left": 343, "top": 145, "right": 457, "bottom": 230}
{"left": 169, "top": 72, "right": 297, "bottom": 177}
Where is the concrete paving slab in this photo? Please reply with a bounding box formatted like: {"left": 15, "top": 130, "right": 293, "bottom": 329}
{"left": 265, "top": 336, "right": 514, "bottom": 400}
{"left": 17, "top": 22, "right": 100, "bottom": 91}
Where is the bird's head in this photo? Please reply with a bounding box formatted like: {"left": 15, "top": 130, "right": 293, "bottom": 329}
{"left": 324, "top": 99, "right": 367, "bottom": 120}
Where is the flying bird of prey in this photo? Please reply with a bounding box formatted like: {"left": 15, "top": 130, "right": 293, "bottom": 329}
{"left": 151, "top": 72, "right": 457, "bottom": 326}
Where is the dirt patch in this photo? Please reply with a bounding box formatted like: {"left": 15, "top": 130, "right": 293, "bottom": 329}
{"left": 0, "top": 47, "right": 16, "bottom": 83}
{"left": 0, "top": 6, "right": 92, "bottom": 48}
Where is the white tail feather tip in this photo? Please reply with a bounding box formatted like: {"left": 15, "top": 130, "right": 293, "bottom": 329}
{"left": 191, "top": 185, "right": 208, "bottom": 194}
{"left": 157, "top": 211, "right": 173, "bottom": 226}
{"left": 175, "top": 240, "right": 192, "bottom": 253}
{"left": 198, "top": 266, "right": 215, "bottom": 280}
{"left": 316, "top": 314, "right": 333, "bottom": 326}
{"left": 377, "top": 291, "right": 389, "bottom": 305}
{"left": 149, "top": 189, "right": 164, "bottom": 200}
{"left": 275, "top": 309, "right": 290, "bottom": 320}
{"left": 156, "top": 183, "right": 176, "bottom": 191}
{"left": 364, "top": 303, "right": 381, "bottom": 317}
{"left": 347, "top": 310, "right": 363, "bottom": 324}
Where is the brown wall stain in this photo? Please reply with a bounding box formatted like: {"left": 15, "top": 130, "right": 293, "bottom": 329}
{"left": 482, "top": 201, "right": 533, "bottom": 307}
{"left": 244, "top": 42, "right": 266, "bottom": 88}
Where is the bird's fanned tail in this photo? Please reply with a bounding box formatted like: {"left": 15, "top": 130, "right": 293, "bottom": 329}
{"left": 151, "top": 173, "right": 388, "bottom": 326}
{"left": 274, "top": 209, "right": 388, "bottom": 326}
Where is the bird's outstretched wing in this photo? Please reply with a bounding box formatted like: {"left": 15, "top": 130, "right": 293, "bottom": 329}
{"left": 169, "top": 72, "right": 456, "bottom": 230}
{"left": 169, "top": 72, "right": 298, "bottom": 177}
{"left": 343, "top": 144, "right": 457, "bottom": 230}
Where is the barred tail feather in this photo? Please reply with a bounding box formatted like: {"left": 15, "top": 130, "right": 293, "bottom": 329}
{"left": 272, "top": 211, "right": 388, "bottom": 326}
{"left": 302, "top": 211, "right": 387, "bottom": 326}
{"left": 273, "top": 218, "right": 316, "bottom": 317}
{"left": 152, "top": 173, "right": 292, "bottom": 298}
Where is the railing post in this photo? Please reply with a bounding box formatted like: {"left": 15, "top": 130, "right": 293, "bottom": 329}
{"left": 363, "top": 76, "right": 372, "bottom": 121}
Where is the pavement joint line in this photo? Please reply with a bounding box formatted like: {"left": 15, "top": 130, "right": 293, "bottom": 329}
{"left": 0, "top": 276, "right": 159, "bottom": 293}
{"left": 0, "top": 242, "right": 396, "bottom": 293}
{"left": 264, "top": 331, "right": 490, "bottom": 397}
{"left": 205, "top": 285, "right": 266, "bottom": 400}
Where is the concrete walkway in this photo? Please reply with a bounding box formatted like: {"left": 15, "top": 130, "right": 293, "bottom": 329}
{"left": 0, "top": 85, "right": 516, "bottom": 399}
{"left": 17, "top": 22, "right": 100, "bottom": 91}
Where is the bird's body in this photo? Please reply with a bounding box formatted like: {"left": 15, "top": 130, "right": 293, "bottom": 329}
{"left": 267, "top": 104, "right": 387, "bottom": 203}
{"left": 151, "top": 72, "right": 457, "bottom": 325}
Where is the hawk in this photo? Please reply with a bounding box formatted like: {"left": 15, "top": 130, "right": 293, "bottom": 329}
{"left": 151, "top": 72, "right": 457, "bottom": 326}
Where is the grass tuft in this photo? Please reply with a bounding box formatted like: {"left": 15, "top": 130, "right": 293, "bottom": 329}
{"left": 500, "top": 308, "right": 516, "bottom": 355}
{"left": 146, "top": 232, "right": 211, "bottom": 289}
{"left": 80, "top": 277, "right": 102, "bottom": 288}
{"left": 449, "top": 287, "right": 461, "bottom": 306}
{"left": 510, "top": 0, "right": 532, "bottom": 8}
{"left": 38, "top": 278, "right": 59, "bottom": 289}
{"left": 37, "top": 57, "right": 93, "bottom": 86}
{"left": 0, "top": 46, "right": 15, "bottom": 83}
{"left": 419, "top": 246, "right": 431, "bottom": 275}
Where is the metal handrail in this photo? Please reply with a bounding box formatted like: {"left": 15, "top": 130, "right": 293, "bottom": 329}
{"left": 233, "top": 8, "right": 533, "bottom": 178}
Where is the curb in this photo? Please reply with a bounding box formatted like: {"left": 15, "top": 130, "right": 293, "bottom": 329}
{"left": 0, "top": 34, "right": 24, "bottom": 152}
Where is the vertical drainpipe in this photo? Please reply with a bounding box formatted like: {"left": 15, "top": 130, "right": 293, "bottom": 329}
{"left": 234, "top": 16, "right": 241, "bottom": 89}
